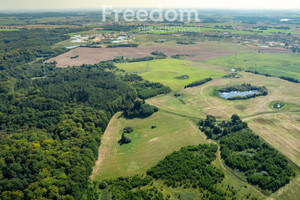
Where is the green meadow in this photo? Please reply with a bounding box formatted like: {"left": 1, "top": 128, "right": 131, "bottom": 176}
{"left": 94, "top": 111, "right": 266, "bottom": 200}
{"left": 0, "top": 29, "right": 20, "bottom": 31}
{"left": 206, "top": 52, "right": 300, "bottom": 79}
{"left": 93, "top": 111, "right": 208, "bottom": 180}
{"left": 116, "top": 58, "right": 225, "bottom": 91}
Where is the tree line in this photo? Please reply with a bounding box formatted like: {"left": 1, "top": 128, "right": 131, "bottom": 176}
{"left": 198, "top": 114, "right": 295, "bottom": 192}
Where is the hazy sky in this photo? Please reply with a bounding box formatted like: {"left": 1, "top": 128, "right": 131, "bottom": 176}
{"left": 1, "top": 0, "right": 300, "bottom": 11}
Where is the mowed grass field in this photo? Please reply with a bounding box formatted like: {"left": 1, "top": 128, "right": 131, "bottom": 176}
{"left": 92, "top": 111, "right": 266, "bottom": 200}
{"left": 92, "top": 111, "right": 208, "bottom": 180}
{"left": 116, "top": 58, "right": 225, "bottom": 91}
{"left": 92, "top": 50, "right": 300, "bottom": 199}
{"left": 144, "top": 71, "right": 300, "bottom": 200}
{"left": 147, "top": 72, "right": 300, "bottom": 166}
{"left": 205, "top": 52, "right": 300, "bottom": 80}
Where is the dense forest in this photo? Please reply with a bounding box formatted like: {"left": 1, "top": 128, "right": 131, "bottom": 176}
{"left": 147, "top": 144, "right": 226, "bottom": 199}
{"left": 198, "top": 115, "right": 295, "bottom": 192}
{"left": 0, "top": 60, "right": 173, "bottom": 199}
{"left": 0, "top": 27, "right": 171, "bottom": 199}
{"left": 0, "top": 28, "right": 87, "bottom": 80}
{"left": 0, "top": 62, "right": 138, "bottom": 200}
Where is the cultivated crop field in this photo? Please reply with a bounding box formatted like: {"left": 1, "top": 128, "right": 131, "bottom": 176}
{"left": 47, "top": 41, "right": 247, "bottom": 68}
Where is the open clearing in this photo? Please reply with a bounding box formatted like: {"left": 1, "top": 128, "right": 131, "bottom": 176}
{"left": 147, "top": 72, "right": 300, "bottom": 167}
{"left": 116, "top": 58, "right": 225, "bottom": 91}
{"left": 91, "top": 111, "right": 266, "bottom": 199}
{"left": 92, "top": 111, "right": 208, "bottom": 180}
{"left": 85, "top": 42, "right": 300, "bottom": 199}
{"left": 47, "top": 41, "right": 244, "bottom": 68}
{"left": 206, "top": 52, "right": 300, "bottom": 79}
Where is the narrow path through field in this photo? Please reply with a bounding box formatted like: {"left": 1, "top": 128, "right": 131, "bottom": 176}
{"left": 90, "top": 112, "right": 121, "bottom": 180}
{"left": 214, "top": 141, "right": 267, "bottom": 197}
{"left": 200, "top": 84, "right": 228, "bottom": 117}
{"left": 242, "top": 110, "right": 300, "bottom": 121}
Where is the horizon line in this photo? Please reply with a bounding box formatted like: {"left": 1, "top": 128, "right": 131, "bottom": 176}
{"left": 1, "top": 7, "right": 300, "bottom": 14}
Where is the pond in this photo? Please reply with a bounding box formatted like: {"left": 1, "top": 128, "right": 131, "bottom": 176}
{"left": 272, "top": 102, "right": 285, "bottom": 109}
{"left": 220, "top": 90, "right": 259, "bottom": 99}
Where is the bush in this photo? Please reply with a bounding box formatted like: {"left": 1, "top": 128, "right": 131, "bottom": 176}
{"left": 119, "top": 133, "right": 132, "bottom": 145}
{"left": 124, "top": 100, "right": 158, "bottom": 118}
{"left": 184, "top": 78, "right": 212, "bottom": 88}
{"left": 123, "top": 126, "right": 134, "bottom": 133}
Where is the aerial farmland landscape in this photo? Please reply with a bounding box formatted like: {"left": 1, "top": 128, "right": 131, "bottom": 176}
{"left": 0, "top": 0, "right": 300, "bottom": 200}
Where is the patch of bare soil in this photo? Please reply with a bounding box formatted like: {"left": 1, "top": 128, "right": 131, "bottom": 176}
{"left": 246, "top": 44, "right": 292, "bottom": 53}
{"left": 47, "top": 44, "right": 234, "bottom": 68}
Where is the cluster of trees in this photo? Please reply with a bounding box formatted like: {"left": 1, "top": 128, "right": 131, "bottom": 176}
{"left": 245, "top": 70, "right": 300, "bottom": 84}
{"left": 199, "top": 114, "right": 295, "bottom": 192}
{"left": 107, "top": 43, "right": 139, "bottom": 48}
{"left": 221, "top": 129, "right": 295, "bottom": 192}
{"left": 123, "top": 75, "right": 171, "bottom": 99}
{"left": 123, "top": 126, "right": 134, "bottom": 133}
{"left": 199, "top": 114, "right": 248, "bottom": 140}
{"left": 176, "top": 40, "right": 196, "bottom": 45}
{"left": 85, "top": 175, "right": 164, "bottom": 200}
{"left": 113, "top": 52, "right": 167, "bottom": 64}
{"left": 245, "top": 69, "right": 272, "bottom": 77}
{"left": 147, "top": 144, "right": 226, "bottom": 200}
{"left": 118, "top": 127, "right": 134, "bottom": 145}
{"left": 171, "top": 54, "right": 189, "bottom": 59}
{"left": 279, "top": 76, "right": 300, "bottom": 83}
{"left": 123, "top": 99, "right": 158, "bottom": 118}
{"left": 119, "top": 133, "right": 132, "bottom": 145}
{"left": 150, "top": 51, "right": 167, "bottom": 59}
{"left": 223, "top": 73, "right": 240, "bottom": 79}
{"left": 219, "top": 83, "right": 268, "bottom": 100}
{"left": 113, "top": 56, "right": 154, "bottom": 63}
{"left": 291, "top": 47, "right": 300, "bottom": 53}
{"left": 184, "top": 78, "right": 212, "bottom": 88}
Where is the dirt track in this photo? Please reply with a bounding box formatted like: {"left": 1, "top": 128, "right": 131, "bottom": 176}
{"left": 90, "top": 112, "right": 121, "bottom": 180}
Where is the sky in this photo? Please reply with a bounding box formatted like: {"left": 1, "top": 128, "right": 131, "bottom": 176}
{"left": 0, "top": 0, "right": 300, "bottom": 11}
